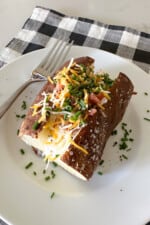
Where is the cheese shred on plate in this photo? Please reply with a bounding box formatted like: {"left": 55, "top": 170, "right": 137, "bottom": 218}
{"left": 31, "top": 58, "right": 114, "bottom": 159}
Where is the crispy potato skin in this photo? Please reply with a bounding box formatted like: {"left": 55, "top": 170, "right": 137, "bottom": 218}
{"left": 19, "top": 56, "right": 134, "bottom": 180}
{"left": 61, "top": 72, "right": 134, "bottom": 179}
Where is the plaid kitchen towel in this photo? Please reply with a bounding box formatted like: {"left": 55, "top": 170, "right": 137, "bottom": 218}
{"left": 0, "top": 6, "right": 150, "bottom": 74}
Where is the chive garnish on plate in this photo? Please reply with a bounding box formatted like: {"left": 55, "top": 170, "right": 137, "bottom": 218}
{"left": 43, "top": 169, "right": 46, "bottom": 174}
{"left": 25, "top": 162, "right": 33, "bottom": 169}
{"left": 45, "top": 176, "right": 51, "bottom": 181}
{"left": 16, "top": 114, "right": 26, "bottom": 119}
{"left": 51, "top": 170, "right": 56, "bottom": 178}
{"left": 50, "top": 192, "right": 55, "bottom": 199}
{"left": 144, "top": 117, "right": 150, "bottom": 122}
{"left": 33, "top": 171, "right": 37, "bottom": 176}
{"left": 21, "top": 100, "right": 27, "bottom": 110}
{"left": 99, "top": 159, "right": 104, "bottom": 166}
{"left": 98, "top": 171, "right": 103, "bottom": 175}
{"left": 52, "top": 162, "right": 58, "bottom": 167}
{"left": 20, "top": 148, "right": 25, "bottom": 155}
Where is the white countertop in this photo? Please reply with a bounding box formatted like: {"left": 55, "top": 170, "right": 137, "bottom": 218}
{"left": 0, "top": 0, "right": 150, "bottom": 50}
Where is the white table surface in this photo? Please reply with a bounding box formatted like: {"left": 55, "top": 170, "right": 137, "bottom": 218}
{"left": 0, "top": 1, "right": 149, "bottom": 225}
{"left": 0, "top": 0, "right": 150, "bottom": 50}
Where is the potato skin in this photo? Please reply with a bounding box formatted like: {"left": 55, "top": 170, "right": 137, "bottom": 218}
{"left": 61, "top": 72, "right": 134, "bottom": 179}
{"left": 19, "top": 57, "right": 134, "bottom": 180}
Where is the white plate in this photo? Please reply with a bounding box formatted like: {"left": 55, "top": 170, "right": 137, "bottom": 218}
{"left": 0, "top": 44, "right": 150, "bottom": 225}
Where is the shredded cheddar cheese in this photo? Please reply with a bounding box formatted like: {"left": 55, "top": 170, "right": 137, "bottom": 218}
{"left": 48, "top": 76, "right": 54, "bottom": 84}
{"left": 31, "top": 58, "right": 114, "bottom": 160}
{"left": 70, "top": 139, "right": 88, "bottom": 155}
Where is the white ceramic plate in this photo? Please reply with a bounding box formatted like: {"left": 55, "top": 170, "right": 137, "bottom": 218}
{"left": 0, "top": 44, "right": 150, "bottom": 225}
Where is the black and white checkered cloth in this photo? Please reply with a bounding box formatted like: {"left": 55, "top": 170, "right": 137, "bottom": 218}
{"left": 0, "top": 6, "right": 150, "bottom": 73}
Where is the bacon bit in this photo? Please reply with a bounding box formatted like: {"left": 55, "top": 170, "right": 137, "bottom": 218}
{"left": 56, "top": 83, "right": 65, "bottom": 92}
{"left": 96, "top": 92, "right": 104, "bottom": 100}
{"left": 88, "top": 108, "right": 97, "bottom": 116}
{"left": 55, "top": 83, "right": 65, "bottom": 99}
{"left": 89, "top": 93, "right": 100, "bottom": 104}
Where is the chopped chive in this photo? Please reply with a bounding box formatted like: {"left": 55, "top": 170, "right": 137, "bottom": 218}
{"left": 70, "top": 111, "right": 81, "bottom": 121}
{"left": 99, "top": 159, "right": 104, "bottom": 166}
{"left": 64, "top": 114, "right": 68, "bottom": 120}
{"left": 129, "top": 138, "right": 134, "bottom": 142}
{"left": 119, "top": 142, "right": 128, "bottom": 150}
{"left": 144, "top": 92, "right": 148, "bottom": 96}
{"left": 113, "top": 141, "right": 118, "bottom": 147}
{"left": 51, "top": 170, "right": 56, "bottom": 178}
{"left": 52, "top": 162, "right": 58, "bottom": 167}
{"left": 32, "top": 121, "right": 40, "bottom": 130}
{"left": 144, "top": 117, "right": 150, "bottom": 122}
{"left": 16, "top": 114, "right": 21, "bottom": 118}
{"left": 20, "top": 148, "right": 25, "bottom": 155}
{"left": 17, "top": 129, "right": 20, "bottom": 135}
{"left": 122, "top": 154, "right": 128, "bottom": 160}
{"left": 111, "top": 130, "right": 118, "bottom": 135}
{"left": 16, "top": 114, "right": 26, "bottom": 119}
{"left": 45, "top": 107, "right": 51, "bottom": 111}
{"left": 121, "top": 137, "right": 128, "bottom": 142}
{"left": 118, "top": 122, "right": 134, "bottom": 152}
{"left": 43, "top": 169, "right": 46, "bottom": 174}
{"left": 21, "top": 100, "right": 27, "bottom": 110}
{"left": 50, "top": 192, "right": 55, "bottom": 199}
{"left": 122, "top": 122, "right": 127, "bottom": 127}
{"left": 45, "top": 176, "right": 51, "bottom": 181}
{"left": 25, "top": 162, "right": 33, "bottom": 169}
{"left": 78, "top": 99, "right": 87, "bottom": 110}
{"left": 146, "top": 110, "right": 150, "bottom": 113}
{"left": 33, "top": 171, "right": 37, "bottom": 176}
{"left": 98, "top": 171, "right": 103, "bottom": 175}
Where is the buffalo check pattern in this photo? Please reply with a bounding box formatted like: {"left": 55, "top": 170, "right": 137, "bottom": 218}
{"left": 0, "top": 6, "right": 150, "bottom": 73}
